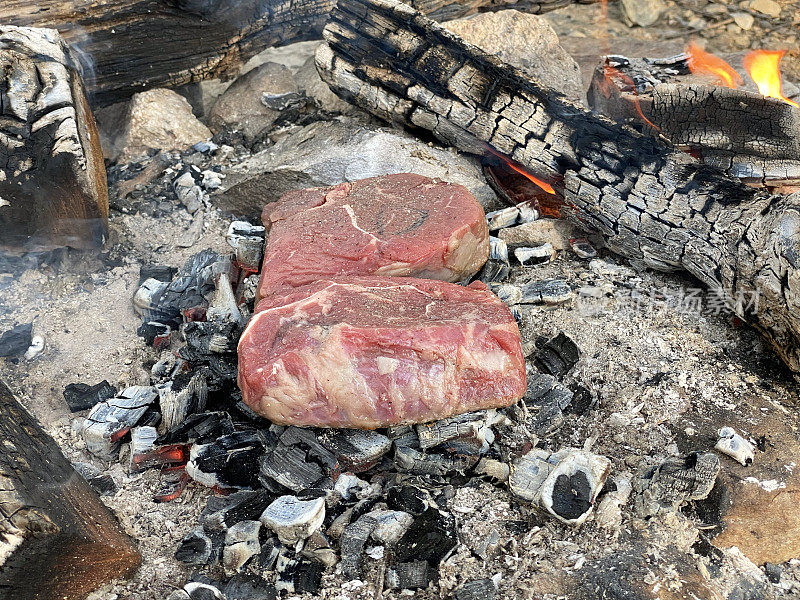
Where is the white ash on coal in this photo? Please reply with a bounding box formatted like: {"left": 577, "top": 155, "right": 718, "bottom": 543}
{"left": 633, "top": 452, "right": 721, "bottom": 517}
{"left": 261, "top": 495, "right": 326, "bottom": 545}
{"left": 509, "top": 448, "right": 611, "bottom": 526}
{"left": 81, "top": 385, "right": 158, "bottom": 458}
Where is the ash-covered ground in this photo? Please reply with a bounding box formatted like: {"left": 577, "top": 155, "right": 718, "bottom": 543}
{"left": 2, "top": 1, "right": 800, "bottom": 598}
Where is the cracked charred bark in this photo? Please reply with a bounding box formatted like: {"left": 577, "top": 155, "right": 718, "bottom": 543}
{"left": 0, "top": 26, "right": 108, "bottom": 251}
{"left": 0, "top": 379, "right": 140, "bottom": 600}
{"left": 316, "top": 0, "right": 800, "bottom": 371}
{"left": 0, "top": 0, "right": 594, "bottom": 106}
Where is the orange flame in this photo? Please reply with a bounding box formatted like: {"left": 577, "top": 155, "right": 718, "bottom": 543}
{"left": 486, "top": 147, "right": 556, "bottom": 195}
{"left": 743, "top": 50, "right": 799, "bottom": 108}
{"left": 686, "top": 41, "right": 743, "bottom": 88}
{"left": 603, "top": 65, "right": 661, "bottom": 132}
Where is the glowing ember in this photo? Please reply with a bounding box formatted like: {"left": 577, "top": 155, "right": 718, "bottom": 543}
{"left": 686, "top": 41, "right": 743, "bottom": 88}
{"left": 487, "top": 147, "right": 556, "bottom": 195}
{"left": 503, "top": 158, "right": 556, "bottom": 195}
{"left": 743, "top": 50, "right": 799, "bottom": 108}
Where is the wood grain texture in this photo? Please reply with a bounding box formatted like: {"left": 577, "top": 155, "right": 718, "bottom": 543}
{"left": 0, "top": 0, "right": 593, "bottom": 106}
{"left": 0, "top": 26, "right": 108, "bottom": 251}
{"left": 0, "top": 379, "right": 140, "bottom": 600}
{"left": 316, "top": 0, "right": 800, "bottom": 371}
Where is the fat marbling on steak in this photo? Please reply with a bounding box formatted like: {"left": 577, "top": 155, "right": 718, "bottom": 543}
{"left": 257, "top": 173, "right": 489, "bottom": 298}
{"left": 238, "top": 277, "right": 526, "bottom": 428}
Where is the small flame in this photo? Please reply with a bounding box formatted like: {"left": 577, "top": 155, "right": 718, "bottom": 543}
{"left": 743, "top": 50, "right": 799, "bottom": 108}
{"left": 486, "top": 147, "right": 556, "bottom": 195}
{"left": 603, "top": 65, "right": 661, "bottom": 132}
{"left": 686, "top": 41, "right": 743, "bottom": 88}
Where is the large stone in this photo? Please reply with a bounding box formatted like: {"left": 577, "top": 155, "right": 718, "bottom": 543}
{"left": 208, "top": 62, "right": 299, "bottom": 142}
{"left": 620, "top": 0, "right": 667, "bottom": 27}
{"left": 215, "top": 120, "right": 498, "bottom": 219}
{"left": 709, "top": 409, "right": 800, "bottom": 565}
{"left": 443, "top": 11, "right": 583, "bottom": 104}
{"left": 114, "top": 89, "right": 211, "bottom": 163}
{"left": 0, "top": 26, "right": 108, "bottom": 250}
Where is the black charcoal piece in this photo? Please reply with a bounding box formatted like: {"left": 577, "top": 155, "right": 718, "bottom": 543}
{"left": 387, "top": 561, "right": 431, "bottom": 590}
{"left": 137, "top": 321, "right": 172, "bottom": 346}
{"left": 258, "top": 536, "right": 282, "bottom": 571}
{"left": 158, "top": 371, "right": 208, "bottom": 432}
{"left": 0, "top": 322, "right": 33, "bottom": 357}
{"left": 279, "top": 427, "right": 337, "bottom": 470}
{"left": 275, "top": 549, "right": 299, "bottom": 594}
{"left": 82, "top": 386, "right": 158, "bottom": 458}
{"left": 395, "top": 507, "right": 457, "bottom": 565}
{"left": 764, "top": 562, "right": 782, "bottom": 584}
{"left": 226, "top": 221, "right": 266, "bottom": 272}
{"left": 157, "top": 411, "right": 235, "bottom": 444}
{"left": 184, "top": 321, "right": 240, "bottom": 355}
{"left": 514, "top": 244, "right": 554, "bottom": 265}
{"left": 222, "top": 574, "right": 277, "bottom": 600}
{"left": 533, "top": 332, "right": 581, "bottom": 377}
{"left": 633, "top": 452, "right": 721, "bottom": 518}
{"left": 386, "top": 485, "right": 430, "bottom": 516}
{"left": 63, "top": 380, "right": 118, "bottom": 412}
{"left": 295, "top": 559, "right": 324, "bottom": 594}
{"left": 416, "top": 412, "right": 490, "bottom": 453}
{"left": 524, "top": 371, "right": 574, "bottom": 436}
{"left": 339, "top": 514, "right": 378, "bottom": 578}
{"left": 394, "top": 445, "right": 475, "bottom": 476}
{"left": 454, "top": 578, "right": 497, "bottom": 600}
{"left": 551, "top": 471, "right": 592, "bottom": 521}
{"left": 139, "top": 264, "right": 177, "bottom": 284}
{"left": 519, "top": 279, "right": 572, "bottom": 305}
{"left": 478, "top": 259, "right": 511, "bottom": 284}
{"left": 318, "top": 429, "right": 392, "bottom": 472}
{"left": 260, "top": 445, "right": 325, "bottom": 492}
{"left": 201, "top": 489, "right": 275, "bottom": 532}
{"left": 187, "top": 431, "right": 266, "bottom": 489}
{"left": 175, "top": 527, "right": 213, "bottom": 565}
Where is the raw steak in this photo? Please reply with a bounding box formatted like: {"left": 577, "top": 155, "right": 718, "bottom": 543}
{"left": 257, "top": 174, "right": 489, "bottom": 298}
{"left": 238, "top": 277, "right": 526, "bottom": 428}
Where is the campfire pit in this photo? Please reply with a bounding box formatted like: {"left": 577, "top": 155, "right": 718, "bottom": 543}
{"left": 3, "top": 0, "right": 800, "bottom": 598}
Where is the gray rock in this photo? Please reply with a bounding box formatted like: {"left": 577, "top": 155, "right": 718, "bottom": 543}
{"left": 112, "top": 89, "right": 212, "bottom": 163}
{"left": 294, "top": 55, "right": 354, "bottom": 114}
{"left": 444, "top": 10, "right": 583, "bottom": 104}
{"left": 498, "top": 219, "right": 575, "bottom": 250}
{"left": 215, "top": 120, "right": 498, "bottom": 218}
{"left": 208, "top": 62, "right": 299, "bottom": 142}
{"left": 620, "top": 0, "right": 666, "bottom": 27}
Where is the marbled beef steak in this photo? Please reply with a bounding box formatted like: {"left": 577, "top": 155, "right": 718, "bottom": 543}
{"left": 238, "top": 277, "right": 526, "bottom": 428}
{"left": 257, "top": 174, "right": 490, "bottom": 298}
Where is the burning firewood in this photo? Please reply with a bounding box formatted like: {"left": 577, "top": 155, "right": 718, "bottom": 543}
{"left": 0, "top": 0, "right": 595, "bottom": 106}
{"left": 587, "top": 52, "right": 800, "bottom": 190}
{"left": 0, "top": 379, "right": 140, "bottom": 599}
{"left": 316, "top": 0, "right": 800, "bottom": 371}
{"left": 0, "top": 27, "right": 108, "bottom": 251}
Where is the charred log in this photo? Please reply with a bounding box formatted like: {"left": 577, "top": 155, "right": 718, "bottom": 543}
{"left": 0, "top": 27, "right": 109, "bottom": 251}
{"left": 0, "top": 379, "right": 140, "bottom": 600}
{"left": 587, "top": 55, "right": 800, "bottom": 188}
{"left": 0, "top": 0, "right": 594, "bottom": 106}
{"left": 316, "top": 0, "right": 800, "bottom": 372}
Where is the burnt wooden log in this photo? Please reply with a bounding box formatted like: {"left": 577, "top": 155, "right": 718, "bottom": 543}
{"left": 316, "top": 0, "right": 800, "bottom": 372}
{"left": 0, "top": 27, "right": 109, "bottom": 251}
{"left": 587, "top": 55, "right": 800, "bottom": 189}
{"left": 0, "top": 379, "right": 141, "bottom": 600}
{"left": 0, "top": 0, "right": 594, "bottom": 107}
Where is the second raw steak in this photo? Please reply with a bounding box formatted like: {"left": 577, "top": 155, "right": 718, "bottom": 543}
{"left": 238, "top": 277, "right": 526, "bottom": 428}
